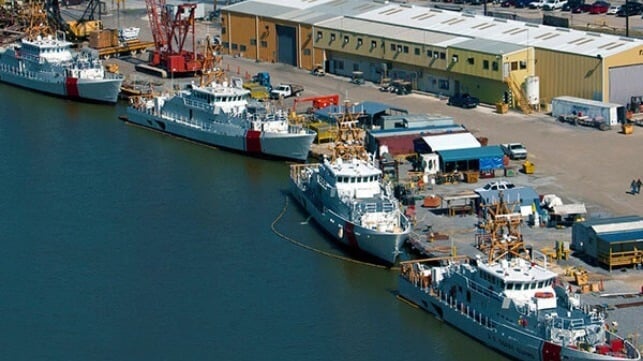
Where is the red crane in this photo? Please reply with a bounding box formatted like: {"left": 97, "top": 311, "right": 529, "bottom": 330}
{"left": 145, "top": 0, "right": 202, "bottom": 76}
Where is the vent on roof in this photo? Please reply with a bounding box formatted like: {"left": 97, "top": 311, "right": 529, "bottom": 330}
{"left": 412, "top": 12, "right": 430, "bottom": 19}
{"left": 400, "top": 3, "right": 414, "bottom": 8}
{"left": 478, "top": 23, "right": 496, "bottom": 30}
{"left": 472, "top": 23, "right": 489, "bottom": 29}
{"left": 555, "top": 27, "right": 570, "bottom": 32}
{"left": 431, "top": 9, "right": 443, "bottom": 13}
{"left": 494, "top": 18, "right": 507, "bottom": 23}
{"left": 618, "top": 37, "right": 635, "bottom": 42}
{"left": 502, "top": 27, "right": 520, "bottom": 34}
{"left": 576, "top": 39, "right": 594, "bottom": 46}
{"left": 525, "top": 23, "right": 539, "bottom": 28}
{"left": 372, "top": 0, "right": 390, "bottom": 3}
{"left": 418, "top": 13, "right": 436, "bottom": 20}
{"left": 606, "top": 43, "right": 625, "bottom": 50}
{"left": 462, "top": 13, "right": 475, "bottom": 18}
{"left": 586, "top": 32, "right": 602, "bottom": 37}
{"left": 598, "top": 42, "right": 616, "bottom": 49}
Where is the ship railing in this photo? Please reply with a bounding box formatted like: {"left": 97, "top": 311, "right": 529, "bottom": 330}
{"left": 467, "top": 278, "right": 503, "bottom": 302}
{"left": 552, "top": 317, "right": 588, "bottom": 330}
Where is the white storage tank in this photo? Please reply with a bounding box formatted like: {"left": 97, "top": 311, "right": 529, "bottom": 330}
{"left": 525, "top": 76, "right": 540, "bottom": 106}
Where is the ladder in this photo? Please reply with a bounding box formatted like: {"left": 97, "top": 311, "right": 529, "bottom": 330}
{"left": 504, "top": 76, "right": 532, "bottom": 114}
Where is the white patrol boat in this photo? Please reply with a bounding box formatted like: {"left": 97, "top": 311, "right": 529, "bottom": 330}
{"left": 289, "top": 105, "right": 411, "bottom": 264}
{"left": 123, "top": 79, "right": 316, "bottom": 161}
{"left": 0, "top": 33, "right": 123, "bottom": 103}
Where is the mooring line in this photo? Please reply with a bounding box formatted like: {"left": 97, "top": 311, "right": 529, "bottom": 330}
{"left": 271, "top": 195, "right": 400, "bottom": 271}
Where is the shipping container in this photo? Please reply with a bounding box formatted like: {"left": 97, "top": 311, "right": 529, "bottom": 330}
{"left": 551, "top": 96, "right": 626, "bottom": 126}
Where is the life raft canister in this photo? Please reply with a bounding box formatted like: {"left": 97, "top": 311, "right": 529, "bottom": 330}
{"left": 534, "top": 292, "right": 554, "bottom": 298}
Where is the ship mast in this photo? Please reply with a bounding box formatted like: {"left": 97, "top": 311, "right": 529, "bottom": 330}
{"left": 476, "top": 191, "right": 528, "bottom": 264}
{"left": 330, "top": 101, "right": 368, "bottom": 162}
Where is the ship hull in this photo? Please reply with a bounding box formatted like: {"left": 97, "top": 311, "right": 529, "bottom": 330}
{"left": 290, "top": 179, "right": 408, "bottom": 264}
{"left": 0, "top": 66, "right": 122, "bottom": 104}
{"left": 124, "top": 109, "right": 315, "bottom": 161}
{"left": 398, "top": 277, "right": 640, "bottom": 361}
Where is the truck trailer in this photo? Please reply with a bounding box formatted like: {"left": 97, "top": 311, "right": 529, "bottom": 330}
{"left": 551, "top": 96, "right": 625, "bottom": 127}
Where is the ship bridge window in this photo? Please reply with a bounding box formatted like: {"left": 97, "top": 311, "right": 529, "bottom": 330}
{"left": 350, "top": 177, "right": 356, "bottom": 183}
{"left": 537, "top": 281, "right": 544, "bottom": 288}
{"left": 507, "top": 282, "right": 514, "bottom": 290}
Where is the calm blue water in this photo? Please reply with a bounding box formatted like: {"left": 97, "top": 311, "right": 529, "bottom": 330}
{"left": 0, "top": 84, "right": 508, "bottom": 361}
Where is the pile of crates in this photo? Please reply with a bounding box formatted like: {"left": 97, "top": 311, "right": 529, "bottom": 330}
{"left": 89, "top": 29, "right": 119, "bottom": 49}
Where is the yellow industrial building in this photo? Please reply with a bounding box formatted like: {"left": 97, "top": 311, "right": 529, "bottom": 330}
{"left": 220, "top": 0, "right": 643, "bottom": 111}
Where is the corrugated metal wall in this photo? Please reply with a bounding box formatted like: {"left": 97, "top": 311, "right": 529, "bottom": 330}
{"left": 609, "top": 64, "right": 643, "bottom": 106}
{"left": 535, "top": 49, "right": 603, "bottom": 104}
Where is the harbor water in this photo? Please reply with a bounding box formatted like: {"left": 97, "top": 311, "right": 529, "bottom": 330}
{"left": 0, "top": 83, "right": 508, "bottom": 361}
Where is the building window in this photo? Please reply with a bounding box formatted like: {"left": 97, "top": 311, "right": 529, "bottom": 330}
{"left": 414, "top": 48, "right": 420, "bottom": 56}
{"left": 467, "top": 57, "right": 475, "bottom": 65}
{"left": 231, "top": 43, "right": 238, "bottom": 50}
{"left": 335, "top": 60, "right": 344, "bottom": 70}
{"left": 371, "top": 40, "right": 377, "bottom": 49}
{"left": 303, "top": 48, "right": 311, "bottom": 55}
{"left": 439, "top": 52, "right": 446, "bottom": 59}
{"left": 403, "top": 46, "right": 409, "bottom": 53}
{"left": 483, "top": 60, "right": 489, "bottom": 69}
{"left": 353, "top": 64, "right": 360, "bottom": 71}
{"left": 492, "top": 61, "right": 499, "bottom": 71}
{"left": 397, "top": 45, "right": 403, "bottom": 53}
{"left": 222, "top": 27, "right": 226, "bottom": 34}
{"left": 222, "top": 42, "right": 229, "bottom": 49}
{"left": 438, "top": 79, "right": 449, "bottom": 90}
{"left": 260, "top": 41, "right": 267, "bottom": 48}
{"left": 343, "top": 35, "right": 349, "bottom": 44}
{"left": 519, "top": 60, "right": 527, "bottom": 69}
{"left": 511, "top": 61, "right": 518, "bottom": 71}
{"left": 427, "top": 50, "right": 433, "bottom": 58}
{"left": 250, "top": 39, "right": 257, "bottom": 46}
{"left": 330, "top": 33, "right": 336, "bottom": 42}
{"left": 452, "top": 55, "right": 459, "bottom": 63}
{"left": 390, "top": 43, "right": 396, "bottom": 51}
{"left": 240, "top": 45, "right": 246, "bottom": 52}
{"left": 317, "top": 31, "right": 323, "bottom": 41}
{"left": 357, "top": 38, "right": 363, "bottom": 47}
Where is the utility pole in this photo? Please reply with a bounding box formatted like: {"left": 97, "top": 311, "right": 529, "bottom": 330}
{"left": 625, "top": 0, "right": 629, "bottom": 37}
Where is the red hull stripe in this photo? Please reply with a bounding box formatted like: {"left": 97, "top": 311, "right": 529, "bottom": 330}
{"left": 65, "top": 77, "right": 79, "bottom": 98}
{"left": 245, "top": 130, "right": 262, "bottom": 153}
{"left": 344, "top": 222, "right": 359, "bottom": 249}
{"left": 542, "top": 341, "right": 562, "bottom": 361}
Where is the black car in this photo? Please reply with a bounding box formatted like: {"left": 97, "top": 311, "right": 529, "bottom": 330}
{"left": 616, "top": 2, "right": 642, "bottom": 16}
{"left": 447, "top": 93, "right": 480, "bottom": 109}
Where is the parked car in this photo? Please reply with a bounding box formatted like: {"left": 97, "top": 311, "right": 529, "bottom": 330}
{"left": 514, "top": 0, "right": 531, "bottom": 7}
{"left": 572, "top": 3, "right": 592, "bottom": 12}
{"left": 475, "top": 181, "right": 517, "bottom": 192}
{"left": 606, "top": 4, "right": 620, "bottom": 14}
{"left": 529, "top": 0, "right": 546, "bottom": 8}
{"left": 447, "top": 93, "right": 480, "bottom": 109}
{"left": 616, "top": 2, "right": 642, "bottom": 16}
{"left": 542, "top": 0, "right": 567, "bottom": 10}
{"left": 589, "top": 1, "right": 610, "bottom": 14}
{"left": 501, "top": 0, "right": 515, "bottom": 7}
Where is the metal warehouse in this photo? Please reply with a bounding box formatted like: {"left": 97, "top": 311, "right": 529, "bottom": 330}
{"left": 219, "top": 0, "right": 643, "bottom": 111}
{"left": 571, "top": 216, "right": 643, "bottom": 271}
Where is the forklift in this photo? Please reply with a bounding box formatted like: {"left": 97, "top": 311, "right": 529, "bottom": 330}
{"left": 350, "top": 71, "right": 365, "bottom": 85}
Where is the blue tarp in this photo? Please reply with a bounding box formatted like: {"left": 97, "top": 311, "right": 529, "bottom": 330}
{"left": 438, "top": 145, "right": 504, "bottom": 171}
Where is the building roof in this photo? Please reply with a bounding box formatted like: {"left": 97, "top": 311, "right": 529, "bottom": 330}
{"left": 552, "top": 204, "right": 587, "bottom": 216}
{"left": 369, "top": 125, "right": 466, "bottom": 137}
{"left": 317, "top": 16, "right": 469, "bottom": 47}
{"left": 476, "top": 187, "right": 539, "bottom": 207}
{"left": 421, "top": 132, "right": 480, "bottom": 152}
{"left": 437, "top": 145, "right": 504, "bottom": 162}
{"left": 314, "top": 101, "right": 403, "bottom": 120}
{"left": 599, "top": 231, "right": 643, "bottom": 244}
{"left": 577, "top": 215, "right": 643, "bottom": 228}
{"left": 450, "top": 38, "right": 527, "bottom": 56}
{"left": 592, "top": 220, "right": 643, "bottom": 234}
{"left": 353, "top": 4, "right": 643, "bottom": 58}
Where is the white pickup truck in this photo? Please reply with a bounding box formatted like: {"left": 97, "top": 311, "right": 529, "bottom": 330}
{"left": 269, "top": 84, "right": 304, "bottom": 99}
{"left": 501, "top": 143, "right": 528, "bottom": 160}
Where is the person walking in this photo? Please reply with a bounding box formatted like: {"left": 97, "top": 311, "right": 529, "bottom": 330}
{"left": 636, "top": 178, "right": 642, "bottom": 194}
{"left": 631, "top": 179, "right": 637, "bottom": 195}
